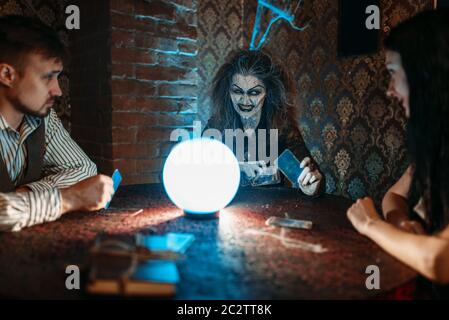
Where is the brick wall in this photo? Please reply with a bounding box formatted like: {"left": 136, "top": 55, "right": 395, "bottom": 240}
{"left": 70, "top": 0, "right": 199, "bottom": 185}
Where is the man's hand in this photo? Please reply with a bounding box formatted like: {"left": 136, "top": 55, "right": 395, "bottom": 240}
{"left": 60, "top": 174, "right": 114, "bottom": 214}
{"left": 297, "top": 157, "right": 322, "bottom": 196}
{"left": 347, "top": 197, "right": 382, "bottom": 236}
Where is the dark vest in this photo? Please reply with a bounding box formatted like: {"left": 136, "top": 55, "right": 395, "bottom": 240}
{"left": 0, "top": 121, "right": 45, "bottom": 192}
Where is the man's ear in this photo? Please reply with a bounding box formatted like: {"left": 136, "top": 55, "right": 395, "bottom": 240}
{"left": 0, "top": 63, "right": 18, "bottom": 88}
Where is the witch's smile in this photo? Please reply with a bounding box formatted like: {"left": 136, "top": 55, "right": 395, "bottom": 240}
{"left": 238, "top": 104, "right": 255, "bottom": 112}
{"left": 230, "top": 74, "right": 267, "bottom": 119}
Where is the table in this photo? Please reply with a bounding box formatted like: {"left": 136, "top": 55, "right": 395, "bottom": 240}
{"left": 0, "top": 184, "right": 417, "bottom": 299}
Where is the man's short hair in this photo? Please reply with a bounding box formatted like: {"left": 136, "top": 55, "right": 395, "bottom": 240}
{"left": 0, "top": 15, "right": 66, "bottom": 70}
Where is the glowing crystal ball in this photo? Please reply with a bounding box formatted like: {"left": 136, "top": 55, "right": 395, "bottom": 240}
{"left": 163, "top": 138, "right": 240, "bottom": 215}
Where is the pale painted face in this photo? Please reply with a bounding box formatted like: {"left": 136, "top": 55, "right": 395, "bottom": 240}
{"left": 385, "top": 50, "right": 410, "bottom": 118}
{"left": 230, "top": 74, "right": 266, "bottom": 119}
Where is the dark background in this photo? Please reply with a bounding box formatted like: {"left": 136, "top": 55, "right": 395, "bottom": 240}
{"left": 437, "top": 0, "right": 449, "bottom": 8}
{"left": 339, "top": 0, "right": 380, "bottom": 56}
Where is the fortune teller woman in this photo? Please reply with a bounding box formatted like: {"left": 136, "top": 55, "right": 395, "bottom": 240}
{"left": 204, "top": 49, "right": 324, "bottom": 197}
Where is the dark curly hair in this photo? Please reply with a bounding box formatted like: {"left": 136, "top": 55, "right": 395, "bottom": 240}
{"left": 208, "top": 49, "right": 299, "bottom": 134}
{"left": 0, "top": 15, "right": 66, "bottom": 72}
{"left": 384, "top": 9, "right": 449, "bottom": 232}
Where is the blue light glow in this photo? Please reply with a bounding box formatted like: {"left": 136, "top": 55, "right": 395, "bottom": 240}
{"left": 163, "top": 138, "right": 240, "bottom": 215}
{"left": 250, "top": 0, "right": 309, "bottom": 50}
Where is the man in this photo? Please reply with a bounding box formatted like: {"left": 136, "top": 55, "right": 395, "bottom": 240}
{"left": 0, "top": 15, "right": 113, "bottom": 231}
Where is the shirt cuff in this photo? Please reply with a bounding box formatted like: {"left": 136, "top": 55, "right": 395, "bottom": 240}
{"left": 26, "top": 188, "right": 62, "bottom": 227}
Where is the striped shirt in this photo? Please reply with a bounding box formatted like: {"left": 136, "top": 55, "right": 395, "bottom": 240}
{"left": 0, "top": 189, "right": 61, "bottom": 232}
{"left": 0, "top": 109, "right": 97, "bottom": 231}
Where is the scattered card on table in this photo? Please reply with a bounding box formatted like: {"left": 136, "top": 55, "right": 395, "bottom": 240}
{"left": 137, "top": 233, "right": 195, "bottom": 254}
{"left": 266, "top": 216, "right": 313, "bottom": 230}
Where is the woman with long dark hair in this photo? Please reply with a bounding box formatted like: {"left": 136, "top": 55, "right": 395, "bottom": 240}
{"left": 347, "top": 9, "right": 449, "bottom": 288}
{"left": 205, "top": 50, "right": 324, "bottom": 196}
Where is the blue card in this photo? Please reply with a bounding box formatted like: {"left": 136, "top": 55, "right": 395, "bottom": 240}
{"left": 104, "top": 169, "right": 122, "bottom": 209}
{"left": 132, "top": 260, "right": 179, "bottom": 283}
{"left": 138, "top": 233, "right": 195, "bottom": 254}
{"left": 275, "top": 149, "right": 303, "bottom": 187}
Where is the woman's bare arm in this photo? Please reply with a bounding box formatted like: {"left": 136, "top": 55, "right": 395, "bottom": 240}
{"left": 365, "top": 220, "right": 449, "bottom": 284}
{"left": 382, "top": 165, "right": 413, "bottom": 227}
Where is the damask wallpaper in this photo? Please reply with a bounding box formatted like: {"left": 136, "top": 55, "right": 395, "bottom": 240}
{"left": 198, "top": 0, "right": 433, "bottom": 203}
{"left": 0, "top": 0, "right": 70, "bottom": 129}
{"left": 197, "top": 0, "right": 245, "bottom": 124}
